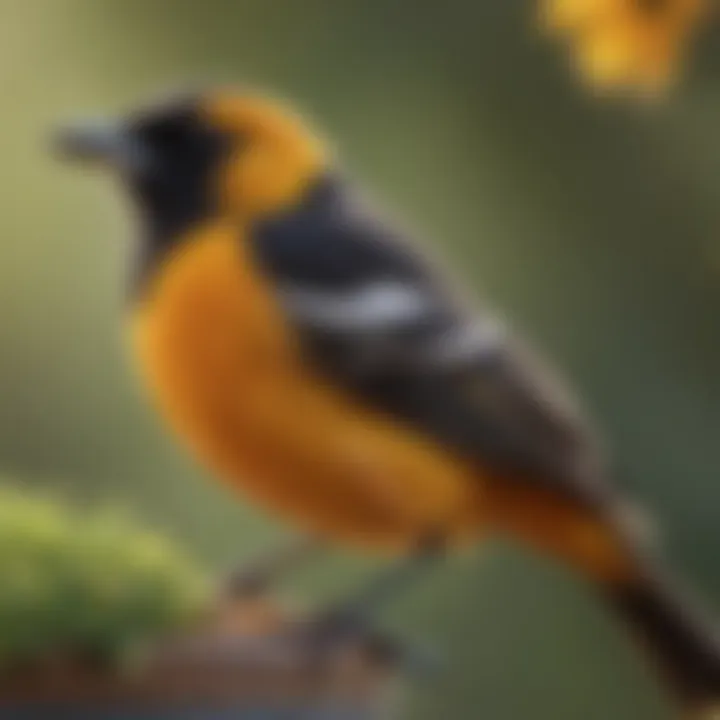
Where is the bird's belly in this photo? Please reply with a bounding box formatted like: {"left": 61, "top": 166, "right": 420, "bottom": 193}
{"left": 131, "top": 226, "right": 481, "bottom": 549}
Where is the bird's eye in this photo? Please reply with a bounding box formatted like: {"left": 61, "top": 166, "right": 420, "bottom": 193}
{"left": 135, "top": 113, "right": 196, "bottom": 151}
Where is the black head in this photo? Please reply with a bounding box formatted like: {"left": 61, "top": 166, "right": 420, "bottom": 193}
{"left": 55, "top": 89, "right": 327, "bottom": 234}
{"left": 55, "top": 94, "right": 232, "bottom": 240}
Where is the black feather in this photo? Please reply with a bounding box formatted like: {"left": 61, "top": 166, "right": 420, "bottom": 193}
{"left": 251, "top": 173, "right": 606, "bottom": 509}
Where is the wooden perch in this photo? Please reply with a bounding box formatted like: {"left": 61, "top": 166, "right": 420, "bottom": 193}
{"left": 0, "top": 538, "right": 421, "bottom": 718}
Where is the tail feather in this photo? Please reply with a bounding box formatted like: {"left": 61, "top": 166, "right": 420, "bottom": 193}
{"left": 484, "top": 479, "right": 720, "bottom": 715}
{"left": 606, "top": 559, "right": 720, "bottom": 716}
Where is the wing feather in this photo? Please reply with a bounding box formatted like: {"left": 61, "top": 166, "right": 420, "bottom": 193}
{"left": 250, "top": 175, "right": 608, "bottom": 508}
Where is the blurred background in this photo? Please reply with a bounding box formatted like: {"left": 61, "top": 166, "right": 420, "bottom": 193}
{"left": 1, "top": 0, "right": 719, "bottom": 717}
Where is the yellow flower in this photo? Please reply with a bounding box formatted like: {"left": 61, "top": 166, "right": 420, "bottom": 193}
{"left": 541, "top": 0, "right": 710, "bottom": 94}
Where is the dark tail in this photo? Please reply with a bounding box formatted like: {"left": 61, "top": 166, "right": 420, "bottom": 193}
{"left": 606, "top": 557, "right": 720, "bottom": 716}
{"left": 477, "top": 476, "right": 719, "bottom": 714}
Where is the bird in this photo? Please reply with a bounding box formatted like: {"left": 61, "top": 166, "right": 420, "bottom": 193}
{"left": 55, "top": 87, "right": 720, "bottom": 716}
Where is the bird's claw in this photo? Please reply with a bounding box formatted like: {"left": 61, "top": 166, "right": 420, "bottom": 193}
{"left": 295, "top": 606, "right": 441, "bottom": 678}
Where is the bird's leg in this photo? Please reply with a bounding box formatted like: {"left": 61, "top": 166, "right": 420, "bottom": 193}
{"left": 222, "top": 535, "right": 323, "bottom": 600}
{"left": 327, "top": 547, "right": 440, "bottom": 630}
{"left": 302, "top": 536, "right": 444, "bottom": 648}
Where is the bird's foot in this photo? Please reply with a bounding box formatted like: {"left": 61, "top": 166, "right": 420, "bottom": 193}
{"left": 222, "top": 535, "right": 322, "bottom": 599}
{"left": 295, "top": 605, "right": 440, "bottom": 677}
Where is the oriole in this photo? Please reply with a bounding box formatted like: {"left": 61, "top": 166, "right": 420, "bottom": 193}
{"left": 56, "top": 88, "right": 720, "bottom": 716}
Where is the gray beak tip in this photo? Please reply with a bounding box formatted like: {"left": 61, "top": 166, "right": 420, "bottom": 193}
{"left": 51, "top": 120, "right": 147, "bottom": 174}
{"left": 51, "top": 127, "right": 89, "bottom": 164}
{"left": 52, "top": 121, "right": 109, "bottom": 163}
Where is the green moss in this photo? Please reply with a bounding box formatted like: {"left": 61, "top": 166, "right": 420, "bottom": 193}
{"left": 0, "top": 485, "right": 209, "bottom": 667}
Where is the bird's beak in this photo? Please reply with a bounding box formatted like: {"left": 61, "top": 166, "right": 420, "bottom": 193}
{"left": 53, "top": 119, "right": 150, "bottom": 175}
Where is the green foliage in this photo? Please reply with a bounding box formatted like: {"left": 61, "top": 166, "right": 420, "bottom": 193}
{"left": 0, "top": 485, "right": 209, "bottom": 668}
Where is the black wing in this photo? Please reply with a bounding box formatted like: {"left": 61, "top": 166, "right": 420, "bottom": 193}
{"left": 250, "top": 174, "right": 608, "bottom": 508}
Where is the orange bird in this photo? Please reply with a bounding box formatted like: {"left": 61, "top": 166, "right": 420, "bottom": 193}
{"left": 57, "top": 88, "right": 720, "bottom": 715}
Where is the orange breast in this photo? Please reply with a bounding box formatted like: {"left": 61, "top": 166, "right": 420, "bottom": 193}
{"left": 130, "top": 223, "right": 482, "bottom": 550}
